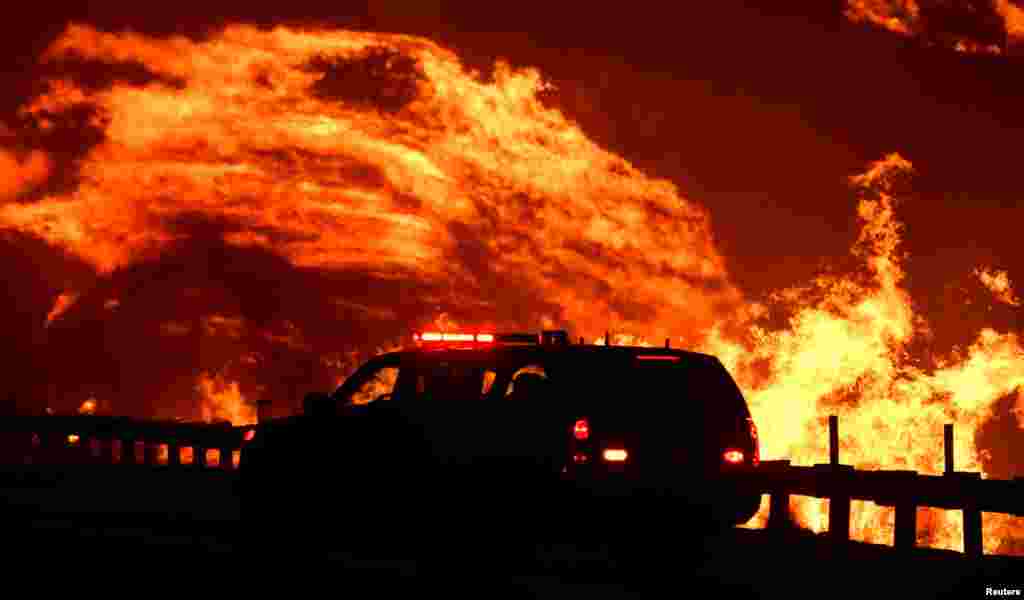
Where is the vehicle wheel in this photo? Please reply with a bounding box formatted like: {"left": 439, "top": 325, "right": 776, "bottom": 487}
{"left": 722, "top": 493, "right": 762, "bottom": 528}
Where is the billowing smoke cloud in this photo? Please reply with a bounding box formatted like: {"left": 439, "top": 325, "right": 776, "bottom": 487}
{"left": 0, "top": 149, "right": 50, "bottom": 202}
{"left": 0, "top": 24, "right": 742, "bottom": 417}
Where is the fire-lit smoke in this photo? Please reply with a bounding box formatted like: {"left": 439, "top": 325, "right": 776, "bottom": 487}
{"left": 195, "top": 372, "right": 256, "bottom": 426}
{"left": 845, "top": 0, "right": 1024, "bottom": 54}
{"left": 703, "top": 154, "right": 1024, "bottom": 554}
{"left": 2, "top": 24, "right": 740, "bottom": 347}
{"left": 0, "top": 149, "right": 50, "bottom": 201}
{"left": 0, "top": 22, "right": 747, "bottom": 424}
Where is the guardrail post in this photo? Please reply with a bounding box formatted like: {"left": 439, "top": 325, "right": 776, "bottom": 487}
{"left": 143, "top": 441, "right": 159, "bottom": 466}
{"left": 824, "top": 415, "right": 851, "bottom": 544}
{"left": 75, "top": 432, "right": 90, "bottom": 463}
{"left": 99, "top": 437, "right": 115, "bottom": 464}
{"left": 944, "top": 424, "right": 954, "bottom": 474}
{"left": 944, "top": 423, "right": 984, "bottom": 558}
{"left": 220, "top": 445, "right": 234, "bottom": 470}
{"left": 829, "top": 415, "right": 839, "bottom": 466}
{"left": 257, "top": 400, "right": 271, "bottom": 424}
{"left": 895, "top": 500, "right": 917, "bottom": 551}
{"left": 119, "top": 437, "right": 134, "bottom": 464}
{"left": 761, "top": 460, "right": 792, "bottom": 532}
{"left": 195, "top": 446, "right": 208, "bottom": 469}
{"left": 964, "top": 499, "right": 983, "bottom": 558}
{"left": 768, "top": 491, "right": 790, "bottom": 531}
{"left": 168, "top": 442, "right": 181, "bottom": 467}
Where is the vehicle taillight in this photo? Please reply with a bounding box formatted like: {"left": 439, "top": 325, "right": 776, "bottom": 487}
{"left": 723, "top": 449, "right": 744, "bottom": 464}
{"left": 573, "top": 419, "right": 590, "bottom": 441}
{"left": 602, "top": 448, "right": 628, "bottom": 462}
{"left": 243, "top": 429, "right": 256, "bottom": 443}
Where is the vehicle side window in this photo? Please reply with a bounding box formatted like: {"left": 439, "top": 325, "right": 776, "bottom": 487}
{"left": 337, "top": 358, "right": 400, "bottom": 406}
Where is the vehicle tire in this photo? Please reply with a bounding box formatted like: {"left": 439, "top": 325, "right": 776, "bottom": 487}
{"left": 728, "top": 493, "right": 763, "bottom": 527}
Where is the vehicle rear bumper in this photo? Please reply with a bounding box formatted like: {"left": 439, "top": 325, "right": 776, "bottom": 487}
{"left": 561, "top": 463, "right": 752, "bottom": 502}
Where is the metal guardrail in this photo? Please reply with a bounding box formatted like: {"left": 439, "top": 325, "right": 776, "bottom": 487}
{"left": 0, "top": 415, "right": 256, "bottom": 470}
{"left": 724, "top": 416, "right": 1024, "bottom": 559}
{"left": 2, "top": 412, "right": 1022, "bottom": 559}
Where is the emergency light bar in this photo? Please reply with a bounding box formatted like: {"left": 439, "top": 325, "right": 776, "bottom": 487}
{"left": 414, "top": 332, "right": 495, "bottom": 343}
{"left": 412, "top": 329, "right": 571, "bottom": 347}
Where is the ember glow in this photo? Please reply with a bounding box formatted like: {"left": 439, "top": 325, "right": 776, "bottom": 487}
{"left": 45, "top": 292, "right": 79, "bottom": 328}
{"left": 844, "top": 0, "right": 1024, "bottom": 54}
{"left": 975, "top": 267, "right": 1021, "bottom": 307}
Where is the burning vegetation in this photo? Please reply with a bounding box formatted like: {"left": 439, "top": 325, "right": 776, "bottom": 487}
{"left": 0, "top": 23, "right": 1022, "bottom": 552}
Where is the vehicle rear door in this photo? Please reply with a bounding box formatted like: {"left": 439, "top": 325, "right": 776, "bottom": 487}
{"left": 391, "top": 352, "right": 499, "bottom": 468}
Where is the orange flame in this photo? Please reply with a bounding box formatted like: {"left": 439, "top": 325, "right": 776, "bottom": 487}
{"left": 195, "top": 372, "right": 257, "bottom": 426}
{"left": 78, "top": 398, "right": 97, "bottom": 415}
{"left": 702, "top": 154, "right": 1024, "bottom": 553}
{"left": 975, "top": 267, "right": 1021, "bottom": 307}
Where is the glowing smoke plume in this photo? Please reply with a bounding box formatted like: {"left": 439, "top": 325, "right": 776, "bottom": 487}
{"left": 845, "top": 0, "right": 1024, "bottom": 54}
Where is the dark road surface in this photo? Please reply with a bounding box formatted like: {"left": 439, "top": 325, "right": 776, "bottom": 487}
{"left": 2, "top": 467, "right": 1021, "bottom": 597}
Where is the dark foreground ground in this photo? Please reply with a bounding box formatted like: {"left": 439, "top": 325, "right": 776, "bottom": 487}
{"left": 2, "top": 466, "right": 1020, "bottom": 597}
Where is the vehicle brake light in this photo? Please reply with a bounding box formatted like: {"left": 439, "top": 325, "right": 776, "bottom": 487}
{"left": 723, "top": 449, "right": 744, "bottom": 464}
{"left": 636, "top": 355, "right": 680, "bottom": 361}
{"left": 243, "top": 429, "right": 256, "bottom": 442}
{"left": 476, "top": 333, "right": 494, "bottom": 342}
{"left": 573, "top": 419, "right": 590, "bottom": 441}
{"left": 603, "top": 448, "right": 628, "bottom": 462}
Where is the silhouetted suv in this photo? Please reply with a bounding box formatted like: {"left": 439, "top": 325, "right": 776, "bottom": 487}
{"left": 238, "top": 330, "right": 762, "bottom": 540}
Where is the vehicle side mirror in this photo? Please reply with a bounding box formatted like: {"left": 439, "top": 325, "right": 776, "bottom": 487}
{"left": 303, "top": 392, "right": 334, "bottom": 417}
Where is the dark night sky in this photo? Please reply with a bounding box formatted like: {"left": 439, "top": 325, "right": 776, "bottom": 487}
{"left": 1, "top": 1, "right": 1022, "bottom": 418}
